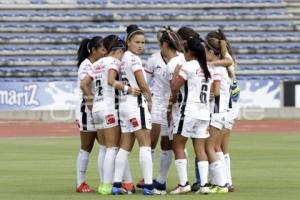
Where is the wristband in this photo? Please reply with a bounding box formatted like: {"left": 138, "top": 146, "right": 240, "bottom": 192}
{"left": 123, "top": 85, "right": 129, "bottom": 94}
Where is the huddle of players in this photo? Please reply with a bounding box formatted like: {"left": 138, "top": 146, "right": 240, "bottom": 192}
{"left": 75, "top": 24, "right": 240, "bottom": 195}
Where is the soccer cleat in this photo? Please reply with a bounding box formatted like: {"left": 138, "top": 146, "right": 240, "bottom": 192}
{"left": 208, "top": 185, "right": 229, "bottom": 194}
{"left": 170, "top": 183, "right": 191, "bottom": 194}
{"left": 191, "top": 182, "right": 201, "bottom": 192}
{"left": 195, "top": 184, "right": 210, "bottom": 194}
{"left": 153, "top": 180, "right": 167, "bottom": 195}
{"left": 143, "top": 187, "right": 154, "bottom": 195}
{"left": 136, "top": 178, "right": 144, "bottom": 188}
{"left": 121, "top": 182, "right": 136, "bottom": 194}
{"left": 97, "top": 183, "right": 112, "bottom": 195}
{"left": 112, "top": 186, "right": 123, "bottom": 195}
{"left": 76, "top": 182, "right": 95, "bottom": 193}
{"left": 226, "top": 184, "right": 235, "bottom": 192}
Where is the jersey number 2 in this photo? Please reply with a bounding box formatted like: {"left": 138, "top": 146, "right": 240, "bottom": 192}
{"left": 200, "top": 84, "right": 208, "bottom": 104}
{"left": 96, "top": 80, "right": 103, "bottom": 96}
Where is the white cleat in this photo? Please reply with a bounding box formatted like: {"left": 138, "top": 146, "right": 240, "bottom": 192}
{"left": 170, "top": 184, "right": 191, "bottom": 194}
{"left": 196, "top": 186, "right": 209, "bottom": 194}
{"left": 153, "top": 188, "right": 167, "bottom": 195}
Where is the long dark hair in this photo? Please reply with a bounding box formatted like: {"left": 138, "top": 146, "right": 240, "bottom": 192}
{"left": 177, "top": 26, "right": 200, "bottom": 41}
{"left": 186, "top": 37, "right": 211, "bottom": 82}
{"left": 77, "top": 36, "right": 103, "bottom": 67}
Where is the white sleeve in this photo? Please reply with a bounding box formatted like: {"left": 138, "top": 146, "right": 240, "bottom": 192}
{"left": 178, "top": 64, "right": 189, "bottom": 81}
{"left": 108, "top": 59, "right": 120, "bottom": 72}
{"left": 131, "top": 55, "right": 143, "bottom": 73}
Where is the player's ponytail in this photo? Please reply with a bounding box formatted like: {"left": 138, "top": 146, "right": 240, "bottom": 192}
{"left": 187, "top": 37, "right": 211, "bottom": 82}
{"left": 77, "top": 36, "right": 104, "bottom": 67}
{"left": 77, "top": 38, "right": 90, "bottom": 67}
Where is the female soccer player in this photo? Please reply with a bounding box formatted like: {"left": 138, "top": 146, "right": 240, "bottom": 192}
{"left": 204, "top": 35, "right": 231, "bottom": 194}
{"left": 142, "top": 26, "right": 179, "bottom": 195}
{"left": 111, "top": 24, "right": 154, "bottom": 195}
{"left": 169, "top": 37, "right": 212, "bottom": 194}
{"left": 206, "top": 30, "right": 240, "bottom": 192}
{"left": 75, "top": 36, "right": 107, "bottom": 193}
{"left": 81, "top": 35, "right": 140, "bottom": 195}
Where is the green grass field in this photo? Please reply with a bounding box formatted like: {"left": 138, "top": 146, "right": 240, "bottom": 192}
{"left": 1, "top": 133, "right": 300, "bottom": 200}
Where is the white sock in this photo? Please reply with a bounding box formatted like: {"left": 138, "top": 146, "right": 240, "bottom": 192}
{"left": 151, "top": 149, "right": 155, "bottom": 163}
{"left": 97, "top": 145, "right": 106, "bottom": 183}
{"left": 175, "top": 159, "right": 188, "bottom": 186}
{"left": 209, "top": 164, "right": 216, "bottom": 185}
{"left": 76, "top": 149, "right": 89, "bottom": 187}
{"left": 122, "top": 158, "right": 133, "bottom": 183}
{"left": 198, "top": 161, "right": 209, "bottom": 186}
{"left": 157, "top": 150, "right": 172, "bottom": 184}
{"left": 216, "top": 152, "right": 227, "bottom": 184}
{"left": 184, "top": 148, "right": 189, "bottom": 170}
{"left": 139, "top": 146, "right": 153, "bottom": 185}
{"left": 224, "top": 153, "right": 232, "bottom": 185}
{"left": 103, "top": 147, "right": 118, "bottom": 184}
{"left": 113, "top": 148, "right": 129, "bottom": 183}
{"left": 210, "top": 160, "right": 226, "bottom": 186}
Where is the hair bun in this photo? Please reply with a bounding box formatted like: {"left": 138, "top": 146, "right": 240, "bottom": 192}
{"left": 126, "top": 24, "right": 139, "bottom": 34}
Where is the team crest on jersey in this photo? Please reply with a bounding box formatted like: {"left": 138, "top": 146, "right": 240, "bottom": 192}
{"left": 196, "top": 68, "right": 204, "bottom": 76}
{"left": 129, "top": 118, "right": 139, "bottom": 128}
{"left": 105, "top": 114, "right": 116, "bottom": 125}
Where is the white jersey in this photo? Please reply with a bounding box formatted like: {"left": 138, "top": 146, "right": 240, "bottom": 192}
{"left": 144, "top": 51, "right": 168, "bottom": 98}
{"left": 87, "top": 56, "right": 120, "bottom": 112}
{"left": 166, "top": 54, "right": 186, "bottom": 105}
{"left": 178, "top": 60, "right": 212, "bottom": 120}
{"left": 211, "top": 65, "right": 231, "bottom": 113}
{"left": 76, "top": 58, "right": 94, "bottom": 119}
{"left": 119, "top": 50, "right": 147, "bottom": 109}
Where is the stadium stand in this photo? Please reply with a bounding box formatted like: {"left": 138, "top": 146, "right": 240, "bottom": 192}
{"left": 0, "top": 0, "right": 299, "bottom": 80}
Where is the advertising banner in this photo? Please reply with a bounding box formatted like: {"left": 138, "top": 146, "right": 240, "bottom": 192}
{"left": 0, "top": 82, "right": 78, "bottom": 110}
{"left": 0, "top": 80, "right": 281, "bottom": 110}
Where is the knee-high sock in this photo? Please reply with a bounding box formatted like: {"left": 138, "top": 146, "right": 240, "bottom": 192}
{"left": 113, "top": 148, "right": 129, "bottom": 183}
{"left": 198, "top": 161, "right": 209, "bottom": 186}
{"left": 209, "top": 160, "right": 226, "bottom": 186}
{"left": 103, "top": 147, "right": 118, "bottom": 184}
{"left": 216, "top": 152, "right": 227, "bottom": 184}
{"left": 156, "top": 150, "right": 173, "bottom": 184}
{"left": 139, "top": 147, "right": 153, "bottom": 185}
{"left": 97, "top": 145, "right": 106, "bottom": 183}
{"left": 122, "top": 158, "right": 133, "bottom": 183}
{"left": 175, "top": 159, "right": 188, "bottom": 186}
{"left": 76, "top": 149, "right": 90, "bottom": 186}
{"left": 224, "top": 153, "right": 232, "bottom": 185}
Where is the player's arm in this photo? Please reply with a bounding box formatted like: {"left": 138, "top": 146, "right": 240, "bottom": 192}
{"left": 80, "top": 75, "right": 93, "bottom": 111}
{"left": 135, "top": 70, "right": 152, "bottom": 112}
{"left": 107, "top": 69, "right": 140, "bottom": 96}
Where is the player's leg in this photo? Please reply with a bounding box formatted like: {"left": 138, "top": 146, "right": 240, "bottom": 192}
{"left": 98, "top": 125, "right": 120, "bottom": 195}
{"left": 112, "top": 132, "right": 135, "bottom": 195}
{"left": 96, "top": 129, "right": 105, "bottom": 184}
{"left": 222, "top": 128, "right": 234, "bottom": 192}
{"left": 76, "top": 111, "right": 97, "bottom": 193}
{"left": 135, "top": 128, "right": 154, "bottom": 195}
{"left": 170, "top": 133, "right": 190, "bottom": 194}
{"left": 206, "top": 126, "right": 228, "bottom": 193}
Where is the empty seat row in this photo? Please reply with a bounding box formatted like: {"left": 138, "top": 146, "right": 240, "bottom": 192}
{"left": 0, "top": 9, "right": 288, "bottom": 18}
{"left": 0, "top": 21, "right": 294, "bottom": 31}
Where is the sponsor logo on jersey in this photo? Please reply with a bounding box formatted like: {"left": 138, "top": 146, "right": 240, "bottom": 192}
{"left": 105, "top": 114, "right": 116, "bottom": 125}
{"left": 129, "top": 118, "right": 139, "bottom": 128}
